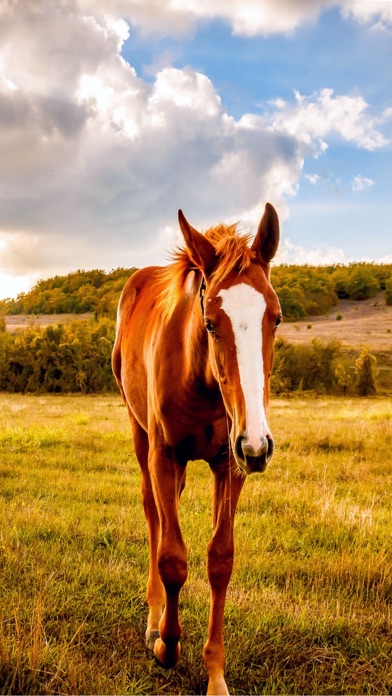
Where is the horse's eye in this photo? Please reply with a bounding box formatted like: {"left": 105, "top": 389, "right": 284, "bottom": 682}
{"left": 205, "top": 319, "right": 215, "bottom": 334}
{"left": 274, "top": 314, "right": 282, "bottom": 329}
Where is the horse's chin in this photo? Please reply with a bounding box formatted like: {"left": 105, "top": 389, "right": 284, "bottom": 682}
{"left": 235, "top": 454, "right": 269, "bottom": 476}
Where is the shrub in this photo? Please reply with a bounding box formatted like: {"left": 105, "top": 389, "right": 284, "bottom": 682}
{"left": 355, "top": 349, "right": 377, "bottom": 396}
{"left": 275, "top": 285, "right": 307, "bottom": 321}
{"left": 385, "top": 276, "right": 392, "bottom": 306}
{"left": 0, "top": 318, "right": 117, "bottom": 394}
{"left": 272, "top": 338, "right": 343, "bottom": 395}
{"left": 331, "top": 266, "right": 351, "bottom": 299}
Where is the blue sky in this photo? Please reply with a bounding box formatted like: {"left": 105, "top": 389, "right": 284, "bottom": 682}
{"left": 123, "top": 6, "right": 392, "bottom": 260}
{"left": 126, "top": 7, "right": 391, "bottom": 116}
{"left": 0, "top": 1, "right": 391, "bottom": 299}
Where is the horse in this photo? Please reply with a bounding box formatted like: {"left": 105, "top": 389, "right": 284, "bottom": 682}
{"left": 112, "top": 203, "right": 282, "bottom": 695}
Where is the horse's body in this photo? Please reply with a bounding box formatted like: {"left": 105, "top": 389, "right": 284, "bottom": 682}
{"left": 112, "top": 204, "right": 281, "bottom": 695}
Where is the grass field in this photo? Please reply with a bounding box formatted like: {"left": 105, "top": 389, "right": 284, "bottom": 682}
{"left": 0, "top": 393, "right": 391, "bottom": 695}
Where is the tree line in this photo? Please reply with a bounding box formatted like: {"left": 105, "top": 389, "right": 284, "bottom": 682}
{"left": 0, "top": 268, "right": 137, "bottom": 319}
{"left": 1, "top": 262, "right": 391, "bottom": 322}
{"left": 272, "top": 262, "right": 392, "bottom": 320}
{"left": 0, "top": 263, "right": 388, "bottom": 396}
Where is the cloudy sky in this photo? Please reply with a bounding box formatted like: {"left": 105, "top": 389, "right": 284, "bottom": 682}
{"left": 1, "top": 0, "right": 391, "bottom": 299}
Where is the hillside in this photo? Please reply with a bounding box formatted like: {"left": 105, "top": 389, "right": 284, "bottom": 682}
{"left": 1, "top": 264, "right": 391, "bottom": 396}
{"left": 5, "top": 292, "right": 392, "bottom": 349}
{"left": 1, "top": 262, "right": 392, "bottom": 323}
{"left": 0, "top": 268, "right": 137, "bottom": 318}
{"left": 279, "top": 292, "right": 392, "bottom": 350}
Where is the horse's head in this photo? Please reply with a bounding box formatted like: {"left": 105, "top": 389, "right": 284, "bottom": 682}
{"left": 178, "top": 204, "right": 281, "bottom": 475}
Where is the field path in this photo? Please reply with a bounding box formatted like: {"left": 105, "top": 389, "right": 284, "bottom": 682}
{"left": 4, "top": 312, "right": 93, "bottom": 333}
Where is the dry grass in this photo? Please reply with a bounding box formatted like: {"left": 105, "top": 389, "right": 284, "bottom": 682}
{"left": 0, "top": 394, "right": 391, "bottom": 694}
{"left": 279, "top": 292, "right": 392, "bottom": 350}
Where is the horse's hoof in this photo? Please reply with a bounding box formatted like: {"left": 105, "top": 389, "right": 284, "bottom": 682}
{"left": 145, "top": 628, "right": 160, "bottom": 651}
{"left": 153, "top": 637, "right": 181, "bottom": 669}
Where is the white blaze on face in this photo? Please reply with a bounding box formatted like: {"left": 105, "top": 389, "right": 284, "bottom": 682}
{"left": 219, "top": 283, "right": 270, "bottom": 451}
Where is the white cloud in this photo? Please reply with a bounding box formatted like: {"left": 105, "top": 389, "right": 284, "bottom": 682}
{"left": 0, "top": 272, "right": 38, "bottom": 301}
{"left": 82, "top": 0, "right": 328, "bottom": 37}
{"left": 83, "top": 0, "right": 392, "bottom": 38}
{"left": 351, "top": 175, "right": 374, "bottom": 192}
{"left": 0, "top": 0, "right": 390, "bottom": 297}
{"left": 267, "top": 88, "right": 388, "bottom": 151}
{"left": 275, "top": 237, "right": 347, "bottom": 266}
{"left": 342, "top": 1, "right": 392, "bottom": 31}
{"left": 305, "top": 173, "right": 320, "bottom": 185}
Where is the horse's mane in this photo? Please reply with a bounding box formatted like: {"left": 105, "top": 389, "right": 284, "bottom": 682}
{"left": 158, "top": 223, "right": 255, "bottom": 320}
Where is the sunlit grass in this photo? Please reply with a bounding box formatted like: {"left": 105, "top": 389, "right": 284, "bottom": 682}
{"left": 0, "top": 394, "right": 391, "bottom": 694}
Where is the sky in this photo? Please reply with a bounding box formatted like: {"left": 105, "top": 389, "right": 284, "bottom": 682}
{"left": 0, "top": 0, "right": 391, "bottom": 300}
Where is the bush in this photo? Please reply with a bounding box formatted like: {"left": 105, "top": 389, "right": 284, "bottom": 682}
{"left": 331, "top": 266, "right": 351, "bottom": 299}
{"left": 276, "top": 285, "right": 307, "bottom": 321}
{"left": 271, "top": 339, "right": 382, "bottom": 396}
{"left": 385, "top": 276, "right": 392, "bottom": 306}
{"left": 272, "top": 265, "right": 337, "bottom": 321}
{"left": 272, "top": 338, "right": 344, "bottom": 395}
{"left": 355, "top": 349, "right": 377, "bottom": 396}
{"left": 346, "top": 266, "right": 379, "bottom": 301}
{"left": 0, "top": 318, "right": 117, "bottom": 394}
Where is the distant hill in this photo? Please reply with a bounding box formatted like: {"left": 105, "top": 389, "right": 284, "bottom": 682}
{"left": 1, "top": 265, "right": 391, "bottom": 395}
{"left": 0, "top": 268, "right": 137, "bottom": 319}
{"left": 1, "top": 262, "right": 391, "bottom": 322}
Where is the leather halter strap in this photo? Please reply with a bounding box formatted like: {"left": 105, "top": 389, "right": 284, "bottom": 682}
{"left": 199, "top": 276, "right": 206, "bottom": 316}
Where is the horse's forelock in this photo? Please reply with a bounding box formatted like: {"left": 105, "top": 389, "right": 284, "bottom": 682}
{"left": 159, "top": 223, "right": 255, "bottom": 320}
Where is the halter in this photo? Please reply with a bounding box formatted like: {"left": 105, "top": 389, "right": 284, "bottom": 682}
{"left": 199, "top": 276, "right": 206, "bottom": 316}
{"left": 199, "top": 274, "right": 232, "bottom": 517}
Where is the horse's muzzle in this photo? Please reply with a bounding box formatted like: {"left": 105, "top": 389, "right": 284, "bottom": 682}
{"left": 234, "top": 434, "right": 274, "bottom": 475}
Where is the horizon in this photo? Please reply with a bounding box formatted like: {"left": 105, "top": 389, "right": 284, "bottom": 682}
{"left": 1, "top": 1, "right": 391, "bottom": 300}
{"left": 2, "top": 258, "right": 391, "bottom": 306}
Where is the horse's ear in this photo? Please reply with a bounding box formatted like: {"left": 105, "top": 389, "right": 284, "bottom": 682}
{"left": 251, "top": 203, "right": 280, "bottom": 263}
{"left": 178, "top": 209, "right": 217, "bottom": 277}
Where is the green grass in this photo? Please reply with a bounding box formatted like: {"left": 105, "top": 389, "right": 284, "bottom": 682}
{"left": 0, "top": 394, "right": 391, "bottom": 694}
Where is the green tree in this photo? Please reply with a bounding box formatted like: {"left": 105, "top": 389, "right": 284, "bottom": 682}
{"left": 331, "top": 266, "right": 351, "bottom": 299}
{"left": 347, "top": 266, "right": 379, "bottom": 301}
{"left": 276, "top": 285, "right": 307, "bottom": 321}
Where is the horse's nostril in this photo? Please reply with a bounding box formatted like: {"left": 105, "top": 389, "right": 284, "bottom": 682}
{"left": 267, "top": 436, "right": 274, "bottom": 462}
{"left": 235, "top": 435, "right": 245, "bottom": 462}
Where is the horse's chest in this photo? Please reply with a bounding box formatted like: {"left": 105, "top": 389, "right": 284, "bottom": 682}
{"left": 163, "top": 409, "right": 228, "bottom": 466}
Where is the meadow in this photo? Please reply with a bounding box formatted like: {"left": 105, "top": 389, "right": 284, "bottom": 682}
{"left": 0, "top": 393, "right": 391, "bottom": 695}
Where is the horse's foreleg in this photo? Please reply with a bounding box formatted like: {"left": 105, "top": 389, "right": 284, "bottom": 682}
{"left": 149, "top": 445, "right": 188, "bottom": 668}
{"left": 204, "top": 465, "right": 244, "bottom": 696}
{"left": 129, "top": 416, "right": 164, "bottom": 650}
{"left": 142, "top": 471, "right": 165, "bottom": 650}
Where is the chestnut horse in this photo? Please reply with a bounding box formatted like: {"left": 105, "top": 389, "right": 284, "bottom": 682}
{"left": 112, "top": 203, "right": 281, "bottom": 695}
